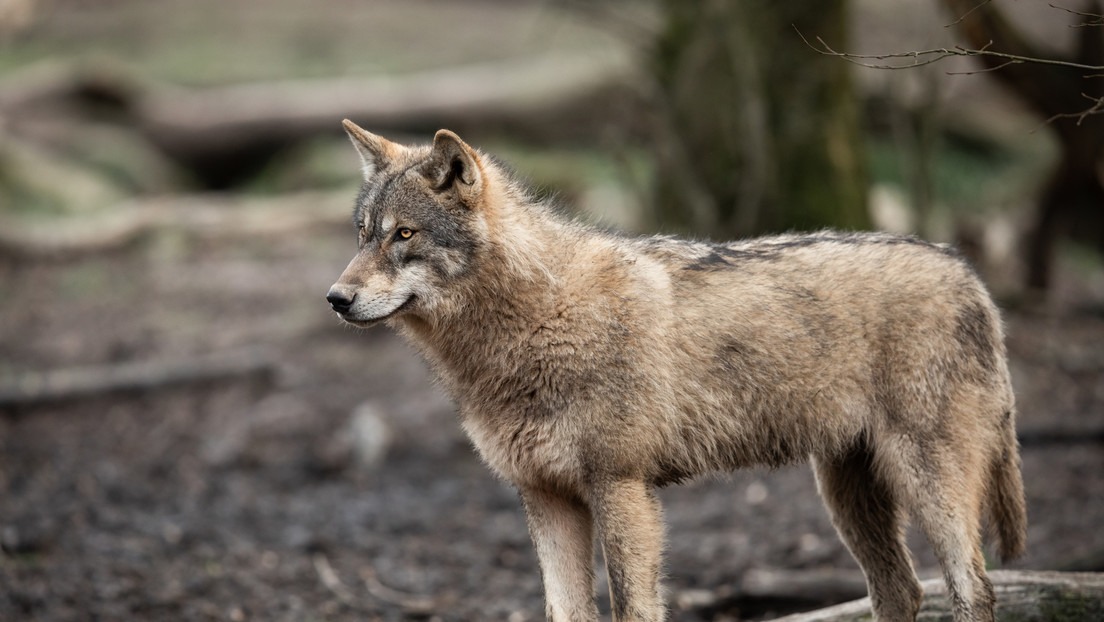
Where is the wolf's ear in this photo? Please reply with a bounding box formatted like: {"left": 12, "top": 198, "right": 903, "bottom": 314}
{"left": 422, "top": 129, "right": 483, "bottom": 205}
{"left": 343, "top": 119, "right": 397, "bottom": 180}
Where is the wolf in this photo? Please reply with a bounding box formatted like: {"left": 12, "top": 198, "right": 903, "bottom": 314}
{"left": 326, "top": 121, "right": 1026, "bottom": 622}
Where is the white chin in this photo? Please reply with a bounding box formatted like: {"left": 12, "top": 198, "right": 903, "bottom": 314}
{"left": 344, "top": 295, "right": 415, "bottom": 325}
{"left": 342, "top": 316, "right": 385, "bottom": 328}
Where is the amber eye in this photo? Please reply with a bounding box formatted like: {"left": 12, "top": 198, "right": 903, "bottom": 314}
{"left": 396, "top": 227, "right": 414, "bottom": 240}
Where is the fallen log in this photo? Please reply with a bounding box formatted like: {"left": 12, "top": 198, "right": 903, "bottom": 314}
{"left": 0, "top": 348, "right": 278, "bottom": 409}
{"left": 769, "top": 570, "right": 1104, "bottom": 622}
{"left": 136, "top": 53, "right": 633, "bottom": 187}
{"left": 0, "top": 58, "right": 142, "bottom": 113}
{"left": 1, "top": 54, "right": 636, "bottom": 188}
{"left": 0, "top": 189, "right": 352, "bottom": 259}
{"left": 138, "top": 52, "right": 631, "bottom": 137}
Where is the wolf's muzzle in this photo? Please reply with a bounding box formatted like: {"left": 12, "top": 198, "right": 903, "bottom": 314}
{"left": 326, "top": 286, "right": 355, "bottom": 314}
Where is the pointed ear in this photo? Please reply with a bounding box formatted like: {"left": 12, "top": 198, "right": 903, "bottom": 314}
{"left": 342, "top": 119, "right": 399, "bottom": 180}
{"left": 423, "top": 129, "right": 484, "bottom": 204}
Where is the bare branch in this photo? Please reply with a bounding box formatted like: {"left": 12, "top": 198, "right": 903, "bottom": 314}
{"left": 796, "top": 27, "right": 1104, "bottom": 72}
{"left": 794, "top": 28, "right": 954, "bottom": 70}
{"left": 945, "top": 0, "right": 994, "bottom": 29}
{"left": 1049, "top": 3, "right": 1104, "bottom": 27}
{"left": 1042, "top": 92, "right": 1104, "bottom": 126}
{"left": 946, "top": 58, "right": 1023, "bottom": 75}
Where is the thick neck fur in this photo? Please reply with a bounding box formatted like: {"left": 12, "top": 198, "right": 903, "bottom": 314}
{"left": 395, "top": 170, "right": 578, "bottom": 401}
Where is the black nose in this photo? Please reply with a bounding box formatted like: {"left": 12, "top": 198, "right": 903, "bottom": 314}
{"left": 326, "top": 287, "right": 355, "bottom": 313}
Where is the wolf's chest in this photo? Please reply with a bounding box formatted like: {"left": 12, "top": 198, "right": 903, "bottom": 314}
{"left": 460, "top": 407, "right": 581, "bottom": 491}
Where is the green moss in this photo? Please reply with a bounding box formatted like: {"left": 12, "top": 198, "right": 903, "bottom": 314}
{"left": 1037, "top": 588, "right": 1104, "bottom": 621}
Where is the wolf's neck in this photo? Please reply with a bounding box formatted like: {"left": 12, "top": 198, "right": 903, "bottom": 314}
{"left": 398, "top": 201, "right": 574, "bottom": 385}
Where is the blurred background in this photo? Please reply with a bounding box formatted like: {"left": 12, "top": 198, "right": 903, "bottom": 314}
{"left": 1, "top": 0, "right": 1102, "bottom": 620}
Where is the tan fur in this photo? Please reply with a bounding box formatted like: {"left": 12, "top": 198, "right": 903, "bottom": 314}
{"left": 328, "top": 123, "right": 1027, "bottom": 622}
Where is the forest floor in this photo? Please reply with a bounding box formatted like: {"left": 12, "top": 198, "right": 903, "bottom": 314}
{"left": 1, "top": 216, "right": 1103, "bottom": 622}
{"left": 3, "top": 1, "right": 1104, "bottom": 620}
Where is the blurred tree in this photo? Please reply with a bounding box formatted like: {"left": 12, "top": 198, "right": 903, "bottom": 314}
{"left": 942, "top": 0, "right": 1104, "bottom": 293}
{"left": 650, "top": 0, "right": 869, "bottom": 238}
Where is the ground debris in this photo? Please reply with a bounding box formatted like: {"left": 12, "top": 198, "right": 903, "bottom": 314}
{"left": 0, "top": 348, "right": 277, "bottom": 409}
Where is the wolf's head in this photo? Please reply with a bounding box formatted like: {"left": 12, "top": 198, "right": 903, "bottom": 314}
{"left": 326, "top": 121, "right": 496, "bottom": 328}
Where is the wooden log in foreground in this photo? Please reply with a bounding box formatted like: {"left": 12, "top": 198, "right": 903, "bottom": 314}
{"left": 770, "top": 570, "right": 1104, "bottom": 622}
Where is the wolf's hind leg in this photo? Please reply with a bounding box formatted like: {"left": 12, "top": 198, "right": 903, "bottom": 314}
{"left": 591, "top": 479, "right": 666, "bottom": 622}
{"left": 520, "top": 488, "right": 599, "bottom": 622}
{"left": 813, "top": 442, "right": 923, "bottom": 622}
{"left": 882, "top": 433, "right": 996, "bottom": 622}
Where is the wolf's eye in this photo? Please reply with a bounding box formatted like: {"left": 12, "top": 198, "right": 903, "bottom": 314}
{"left": 395, "top": 227, "right": 414, "bottom": 241}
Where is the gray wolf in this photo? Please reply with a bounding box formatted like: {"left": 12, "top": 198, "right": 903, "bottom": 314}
{"left": 326, "top": 121, "right": 1026, "bottom": 622}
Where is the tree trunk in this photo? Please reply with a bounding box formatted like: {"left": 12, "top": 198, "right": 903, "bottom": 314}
{"left": 650, "top": 0, "right": 869, "bottom": 238}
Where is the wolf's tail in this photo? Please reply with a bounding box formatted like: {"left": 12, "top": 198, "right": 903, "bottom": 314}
{"left": 988, "top": 408, "right": 1027, "bottom": 562}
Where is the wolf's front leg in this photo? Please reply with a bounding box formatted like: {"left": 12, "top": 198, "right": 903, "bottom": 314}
{"left": 592, "top": 479, "right": 666, "bottom": 622}
{"left": 520, "top": 487, "right": 599, "bottom": 622}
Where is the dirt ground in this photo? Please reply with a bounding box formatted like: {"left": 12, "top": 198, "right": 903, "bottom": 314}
{"left": 1, "top": 217, "right": 1103, "bottom": 622}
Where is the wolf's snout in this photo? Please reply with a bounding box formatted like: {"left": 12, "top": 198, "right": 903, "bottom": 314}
{"left": 326, "top": 286, "right": 355, "bottom": 313}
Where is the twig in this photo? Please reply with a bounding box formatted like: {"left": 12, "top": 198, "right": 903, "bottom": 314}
{"left": 314, "top": 555, "right": 439, "bottom": 614}
{"left": 945, "top": 58, "right": 1022, "bottom": 75}
{"left": 796, "top": 24, "right": 1104, "bottom": 127}
{"left": 359, "top": 565, "right": 438, "bottom": 614}
{"left": 945, "top": 0, "right": 993, "bottom": 28}
{"left": 312, "top": 554, "right": 364, "bottom": 610}
{"left": 1049, "top": 2, "right": 1104, "bottom": 27}
{"left": 1039, "top": 93, "right": 1104, "bottom": 127}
